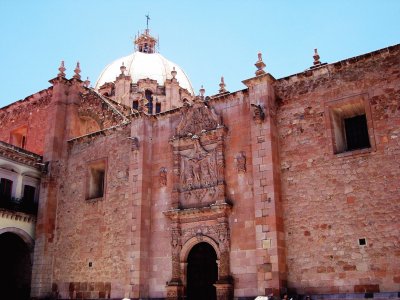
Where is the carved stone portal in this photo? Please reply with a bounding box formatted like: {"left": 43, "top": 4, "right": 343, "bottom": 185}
{"left": 164, "top": 204, "right": 232, "bottom": 300}
{"left": 164, "top": 98, "right": 232, "bottom": 300}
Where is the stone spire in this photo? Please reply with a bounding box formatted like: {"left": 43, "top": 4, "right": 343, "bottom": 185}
{"left": 73, "top": 62, "right": 81, "bottom": 80}
{"left": 313, "top": 48, "right": 321, "bottom": 66}
{"left": 219, "top": 76, "right": 227, "bottom": 93}
{"left": 255, "top": 52, "right": 266, "bottom": 76}
{"left": 58, "top": 61, "right": 66, "bottom": 77}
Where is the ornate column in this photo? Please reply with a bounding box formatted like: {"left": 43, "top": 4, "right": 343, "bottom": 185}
{"left": 170, "top": 222, "right": 182, "bottom": 284}
{"left": 166, "top": 221, "right": 184, "bottom": 300}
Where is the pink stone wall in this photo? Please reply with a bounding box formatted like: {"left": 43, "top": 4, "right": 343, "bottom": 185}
{"left": 0, "top": 89, "right": 52, "bottom": 155}
{"left": 52, "top": 126, "right": 133, "bottom": 299}
{"left": 6, "top": 45, "right": 396, "bottom": 299}
{"left": 202, "top": 93, "right": 260, "bottom": 297}
{"left": 275, "top": 46, "right": 400, "bottom": 294}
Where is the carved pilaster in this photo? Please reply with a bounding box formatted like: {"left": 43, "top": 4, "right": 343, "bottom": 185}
{"left": 170, "top": 222, "right": 182, "bottom": 283}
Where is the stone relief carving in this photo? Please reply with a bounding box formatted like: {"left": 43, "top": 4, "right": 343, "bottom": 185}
{"left": 180, "top": 138, "right": 217, "bottom": 191}
{"left": 252, "top": 104, "right": 265, "bottom": 124}
{"left": 170, "top": 99, "right": 227, "bottom": 208}
{"left": 235, "top": 151, "right": 246, "bottom": 173}
{"left": 159, "top": 167, "right": 167, "bottom": 187}
{"left": 130, "top": 137, "right": 140, "bottom": 151}
{"left": 175, "top": 99, "right": 221, "bottom": 137}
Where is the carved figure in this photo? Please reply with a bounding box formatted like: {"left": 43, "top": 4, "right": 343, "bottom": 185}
{"left": 130, "top": 137, "right": 140, "bottom": 151}
{"left": 159, "top": 167, "right": 167, "bottom": 186}
{"left": 235, "top": 151, "right": 246, "bottom": 173}
{"left": 252, "top": 104, "right": 265, "bottom": 124}
{"left": 179, "top": 139, "right": 217, "bottom": 193}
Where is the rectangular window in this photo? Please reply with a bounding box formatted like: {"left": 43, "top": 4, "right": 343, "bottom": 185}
{"left": 0, "top": 178, "right": 13, "bottom": 201}
{"left": 326, "top": 94, "right": 375, "bottom": 155}
{"left": 86, "top": 160, "right": 106, "bottom": 200}
{"left": 132, "top": 100, "right": 139, "bottom": 110}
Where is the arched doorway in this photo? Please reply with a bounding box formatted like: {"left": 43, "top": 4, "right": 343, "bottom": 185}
{"left": 186, "top": 242, "right": 218, "bottom": 300}
{"left": 0, "top": 232, "right": 32, "bottom": 300}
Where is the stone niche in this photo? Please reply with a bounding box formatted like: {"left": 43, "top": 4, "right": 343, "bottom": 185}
{"left": 164, "top": 98, "right": 233, "bottom": 300}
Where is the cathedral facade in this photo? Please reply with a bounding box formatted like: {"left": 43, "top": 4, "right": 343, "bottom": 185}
{"left": 0, "top": 28, "right": 399, "bottom": 300}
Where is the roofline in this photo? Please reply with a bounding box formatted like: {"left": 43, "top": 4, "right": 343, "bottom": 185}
{"left": 0, "top": 87, "right": 52, "bottom": 110}
{"left": 276, "top": 43, "right": 400, "bottom": 82}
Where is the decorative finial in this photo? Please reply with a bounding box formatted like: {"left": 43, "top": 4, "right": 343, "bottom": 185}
{"left": 73, "top": 62, "right": 81, "bottom": 80}
{"left": 219, "top": 76, "right": 227, "bottom": 93}
{"left": 120, "top": 62, "right": 126, "bottom": 75}
{"left": 83, "top": 77, "right": 90, "bottom": 88}
{"left": 171, "top": 67, "right": 177, "bottom": 79}
{"left": 313, "top": 48, "right": 321, "bottom": 65}
{"left": 255, "top": 52, "right": 266, "bottom": 76}
{"left": 58, "top": 60, "right": 66, "bottom": 77}
{"left": 199, "top": 85, "right": 205, "bottom": 97}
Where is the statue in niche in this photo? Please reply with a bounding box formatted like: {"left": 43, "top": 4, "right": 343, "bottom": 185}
{"left": 159, "top": 167, "right": 167, "bottom": 187}
{"left": 235, "top": 151, "right": 246, "bottom": 173}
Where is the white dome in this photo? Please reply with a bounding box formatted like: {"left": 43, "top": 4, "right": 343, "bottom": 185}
{"left": 95, "top": 52, "right": 194, "bottom": 94}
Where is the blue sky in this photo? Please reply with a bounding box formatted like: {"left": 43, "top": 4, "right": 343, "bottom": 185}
{"left": 0, "top": 0, "right": 399, "bottom": 107}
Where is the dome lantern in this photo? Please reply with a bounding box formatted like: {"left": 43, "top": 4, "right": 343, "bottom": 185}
{"left": 134, "top": 15, "right": 158, "bottom": 54}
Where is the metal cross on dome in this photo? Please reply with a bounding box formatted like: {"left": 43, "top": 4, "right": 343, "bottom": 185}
{"left": 145, "top": 14, "right": 150, "bottom": 30}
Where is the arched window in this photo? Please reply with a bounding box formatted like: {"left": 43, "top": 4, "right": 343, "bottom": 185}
{"left": 145, "top": 90, "right": 153, "bottom": 114}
